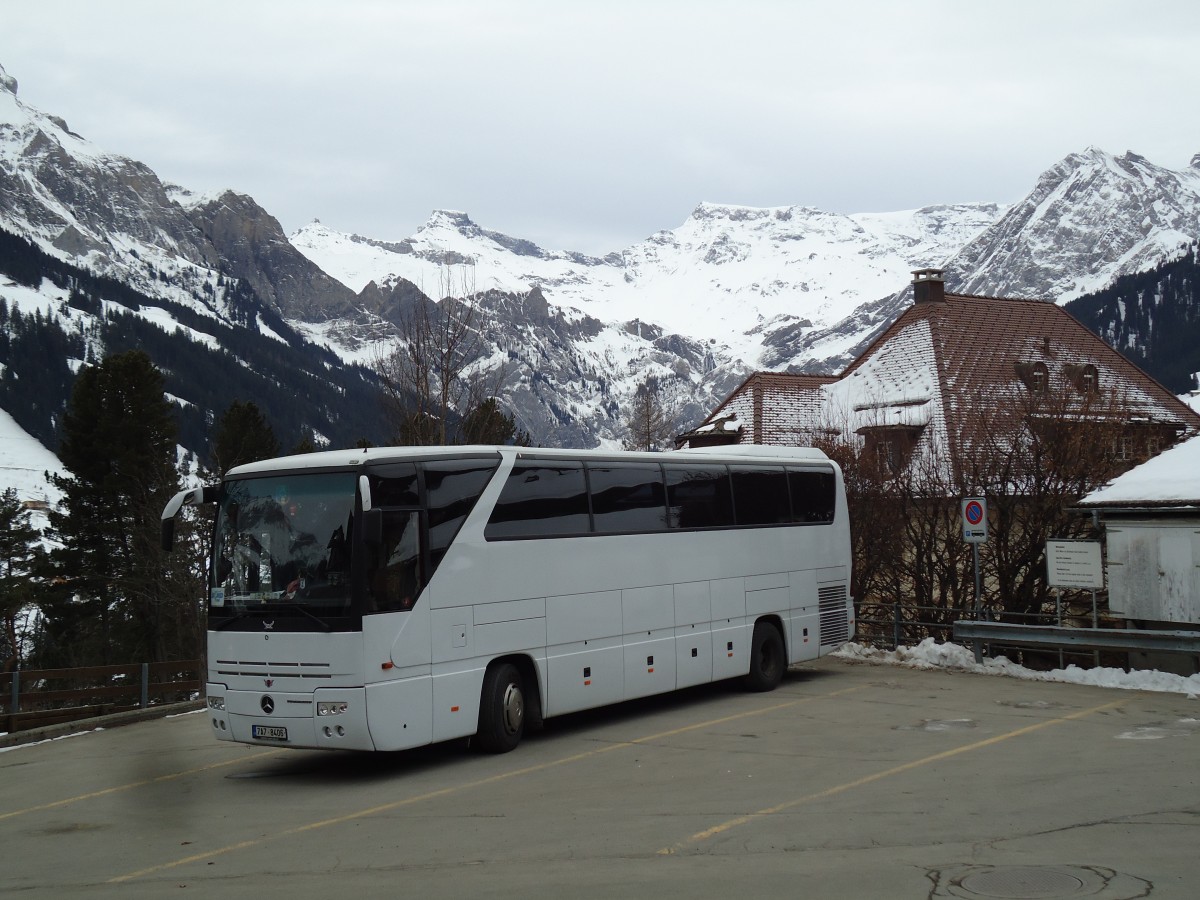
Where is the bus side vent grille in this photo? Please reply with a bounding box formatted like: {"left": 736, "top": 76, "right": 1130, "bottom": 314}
{"left": 818, "top": 585, "right": 849, "bottom": 647}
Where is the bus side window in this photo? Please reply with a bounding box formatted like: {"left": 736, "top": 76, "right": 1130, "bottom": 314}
{"left": 485, "top": 462, "right": 590, "bottom": 539}
{"left": 729, "top": 466, "right": 790, "bottom": 526}
{"left": 423, "top": 460, "right": 500, "bottom": 569}
{"left": 664, "top": 464, "right": 734, "bottom": 529}
{"left": 369, "top": 464, "right": 419, "bottom": 507}
{"left": 787, "top": 469, "right": 836, "bottom": 523}
{"left": 372, "top": 510, "right": 421, "bottom": 612}
{"left": 588, "top": 463, "right": 667, "bottom": 533}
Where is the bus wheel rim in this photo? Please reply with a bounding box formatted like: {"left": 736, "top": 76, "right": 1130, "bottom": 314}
{"left": 502, "top": 683, "right": 524, "bottom": 734}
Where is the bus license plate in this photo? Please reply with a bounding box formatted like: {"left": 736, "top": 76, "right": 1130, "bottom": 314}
{"left": 252, "top": 724, "right": 288, "bottom": 741}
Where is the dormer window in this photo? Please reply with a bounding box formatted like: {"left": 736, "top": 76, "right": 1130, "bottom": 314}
{"left": 857, "top": 424, "right": 925, "bottom": 475}
{"left": 1064, "top": 363, "right": 1100, "bottom": 395}
{"left": 1015, "top": 362, "right": 1049, "bottom": 394}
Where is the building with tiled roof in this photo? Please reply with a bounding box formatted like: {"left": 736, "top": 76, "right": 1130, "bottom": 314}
{"left": 678, "top": 269, "right": 1200, "bottom": 475}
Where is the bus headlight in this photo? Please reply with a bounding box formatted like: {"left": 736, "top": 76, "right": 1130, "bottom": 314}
{"left": 317, "top": 701, "right": 348, "bottom": 717}
{"left": 207, "top": 696, "right": 226, "bottom": 711}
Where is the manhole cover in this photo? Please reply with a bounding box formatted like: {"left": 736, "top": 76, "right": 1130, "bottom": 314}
{"left": 961, "top": 867, "right": 1085, "bottom": 898}
{"left": 931, "top": 865, "right": 1152, "bottom": 900}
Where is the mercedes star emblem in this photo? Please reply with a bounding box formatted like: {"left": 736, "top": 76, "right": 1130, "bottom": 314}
{"left": 261, "top": 696, "right": 275, "bottom": 714}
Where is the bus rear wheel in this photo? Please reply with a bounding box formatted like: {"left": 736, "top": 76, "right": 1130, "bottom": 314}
{"left": 743, "top": 622, "right": 785, "bottom": 692}
{"left": 476, "top": 662, "right": 525, "bottom": 753}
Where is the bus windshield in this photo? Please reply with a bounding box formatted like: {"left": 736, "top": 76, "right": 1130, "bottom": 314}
{"left": 211, "top": 473, "right": 357, "bottom": 617}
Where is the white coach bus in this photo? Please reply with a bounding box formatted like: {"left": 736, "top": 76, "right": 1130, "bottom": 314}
{"left": 162, "top": 444, "right": 853, "bottom": 753}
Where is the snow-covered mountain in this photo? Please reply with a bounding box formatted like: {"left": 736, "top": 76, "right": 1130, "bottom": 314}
{"left": 780, "top": 148, "right": 1200, "bottom": 372}
{"left": 3, "top": 56, "right": 1200, "bottom": 464}
{"left": 0, "top": 62, "right": 355, "bottom": 322}
{"left": 953, "top": 148, "right": 1200, "bottom": 301}
{"left": 292, "top": 201, "right": 1003, "bottom": 368}
{"left": 285, "top": 201, "right": 1005, "bottom": 445}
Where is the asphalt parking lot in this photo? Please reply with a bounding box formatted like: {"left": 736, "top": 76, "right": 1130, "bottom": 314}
{"left": 2, "top": 655, "right": 1197, "bottom": 899}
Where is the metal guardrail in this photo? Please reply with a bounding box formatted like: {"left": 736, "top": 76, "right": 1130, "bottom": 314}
{"left": 1, "top": 660, "right": 202, "bottom": 734}
{"left": 855, "top": 602, "right": 1054, "bottom": 653}
{"left": 952, "top": 621, "right": 1200, "bottom": 664}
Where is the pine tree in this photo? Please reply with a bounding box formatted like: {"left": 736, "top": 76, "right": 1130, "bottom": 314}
{"left": 212, "top": 400, "right": 280, "bottom": 475}
{"left": 0, "top": 489, "right": 42, "bottom": 673}
{"left": 458, "top": 397, "right": 532, "bottom": 445}
{"left": 37, "top": 350, "right": 201, "bottom": 666}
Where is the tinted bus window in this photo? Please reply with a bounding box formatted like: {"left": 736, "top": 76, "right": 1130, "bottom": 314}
{"left": 486, "top": 462, "right": 590, "bottom": 539}
{"left": 368, "top": 462, "right": 419, "bottom": 507}
{"left": 370, "top": 510, "right": 421, "bottom": 613}
{"left": 664, "top": 465, "right": 734, "bottom": 529}
{"left": 424, "top": 459, "right": 500, "bottom": 566}
{"left": 730, "top": 466, "right": 790, "bottom": 526}
{"left": 588, "top": 464, "right": 667, "bottom": 533}
{"left": 788, "top": 468, "right": 836, "bottom": 523}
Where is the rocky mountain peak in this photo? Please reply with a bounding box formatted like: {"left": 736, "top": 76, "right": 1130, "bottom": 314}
{"left": 420, "top": 209, "right": 479, "bottom": 234}
{"left": 0, "top": 62, "right": 16, "bottom": 96}
{"left": 948, "top": 147, "right": 1200, "bottom": 303}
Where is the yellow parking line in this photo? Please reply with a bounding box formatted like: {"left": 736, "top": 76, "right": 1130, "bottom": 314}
{"left": 657, "top": 697, "right": 1127, "bottom": 855}
{"left": 109, "top": 684, "right": 868, "bottom": 883}
{"left": 0, "top": 750, "right": 278, "bottom": 822}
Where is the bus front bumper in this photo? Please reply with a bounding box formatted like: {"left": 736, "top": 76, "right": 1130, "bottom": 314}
{"left": 205, "top": 683, "right": 373, "bottom": 751}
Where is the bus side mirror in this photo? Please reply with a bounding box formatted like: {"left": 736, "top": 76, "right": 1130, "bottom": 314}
{"left": 363, "top": 508, "right": 384, "bottom": 546}
{"left": 160, "top": 485, "right": 219, "bottom": 552}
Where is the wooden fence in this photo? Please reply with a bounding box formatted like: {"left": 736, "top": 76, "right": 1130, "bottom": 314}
{"left": 1, "top": 660, "right": 203, "bottom": 734}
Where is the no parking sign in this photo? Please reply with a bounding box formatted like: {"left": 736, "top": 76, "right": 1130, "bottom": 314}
{"left": 961, "top": 497, "right": 988, "bottom": 543}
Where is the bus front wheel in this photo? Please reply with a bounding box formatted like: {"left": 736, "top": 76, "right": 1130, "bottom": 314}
{"left": 743, "top": 622, "right": 785, "bottom": 692}
{"left": 476, "top": 662, "right": 525, "bottom": 753}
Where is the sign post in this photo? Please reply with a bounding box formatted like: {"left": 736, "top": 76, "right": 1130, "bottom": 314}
{"left": 1046, "top": 539, "right": 1105, "bottom": 666}
{"left": 962, "top": 497, "right": 988, "bottom": 615}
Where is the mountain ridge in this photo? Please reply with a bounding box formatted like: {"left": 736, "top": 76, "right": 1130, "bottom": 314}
{"left": 2, "top": 58, "right": 1199, "bottom": 463}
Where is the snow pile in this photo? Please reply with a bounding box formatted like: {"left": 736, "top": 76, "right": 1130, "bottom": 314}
{"left": 834, "top": 638, "right": 1200, "bottom": 697}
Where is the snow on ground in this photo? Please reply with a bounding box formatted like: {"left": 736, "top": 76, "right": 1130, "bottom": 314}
{"left": 835, "top": 638, "right": 1200, "bottom": 698}
{"left": 0, "top": 405, "right": 62, "bottom": 513}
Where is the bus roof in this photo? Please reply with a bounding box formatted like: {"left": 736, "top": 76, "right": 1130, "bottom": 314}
{"left": 224, "top": 444, "right": 830, "bottom": 479}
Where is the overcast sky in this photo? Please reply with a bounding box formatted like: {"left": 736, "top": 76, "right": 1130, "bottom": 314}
{"left": 3, "top": 1, "right": 1199, "bottom": 255}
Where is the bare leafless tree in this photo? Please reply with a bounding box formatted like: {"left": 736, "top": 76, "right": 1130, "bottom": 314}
{"left": 623, "top": 375, "right": 679, "bottom": 451}
{"left": 801, "top": 378, "right": 1152, "bottom": 632}
{"left": 953, "top": 381, "right": 1139, "bottom": 620}
{"left": 374, "top": 263, "right": 508, "bottom": 446}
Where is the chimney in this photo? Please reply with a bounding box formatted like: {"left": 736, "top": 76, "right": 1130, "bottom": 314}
{"left": 912, "top": 268, "right": 946, "bottom": 304}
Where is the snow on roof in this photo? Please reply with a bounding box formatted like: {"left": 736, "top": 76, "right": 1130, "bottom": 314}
{"left": 1081, "top": 433, "right": 1200, "bottom": 507}
{"left": 820, "top": 318, "right": 942, "bottom": 443}
{"left": 690, "top": 414, "right": 742, "bottom": 435}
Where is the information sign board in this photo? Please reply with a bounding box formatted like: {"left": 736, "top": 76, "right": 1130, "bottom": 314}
{"left": 1046, "top": 539, "right": 1104, "bottom": 589}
